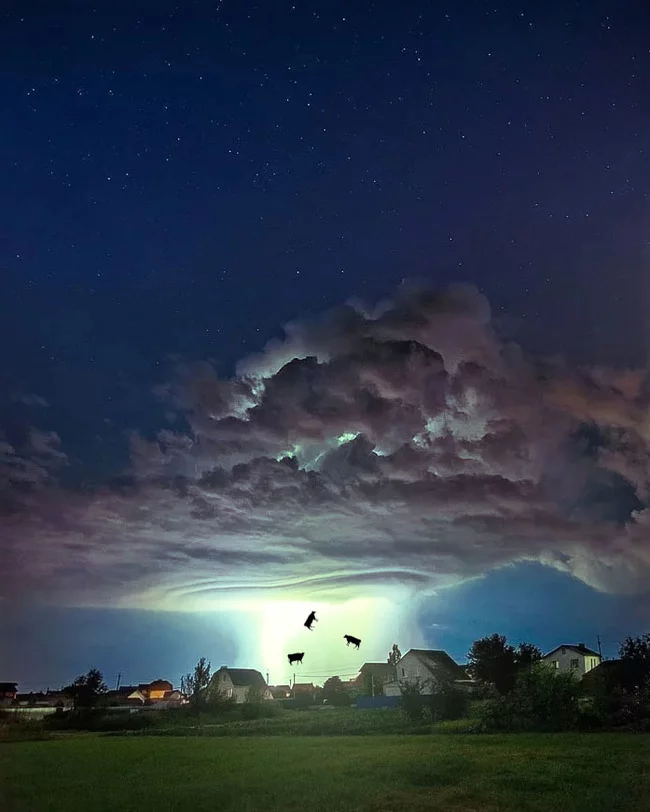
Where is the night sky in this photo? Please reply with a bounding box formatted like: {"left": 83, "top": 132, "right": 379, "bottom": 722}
{"left": 2, "top": 1, "right": 650, "bottom": 691}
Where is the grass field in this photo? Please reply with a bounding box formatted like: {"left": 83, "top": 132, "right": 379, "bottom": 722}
{"left": 2, "top": 733, "right": 649, "bottom": 812}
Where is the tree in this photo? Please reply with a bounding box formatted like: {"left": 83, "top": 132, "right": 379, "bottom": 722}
{"left": 619, "top": 633, "right": 650, "bottom": 691}
{"left": 514, "top": 642, "right": 543, "bottom": 671}
{"left": 63, "top": 668, "right": 108, "bottom": 709}
{"left": 181, "top": 657, "right": 212, "bottom": 708}
{"left": 321, "top": 676, "right": 352, "bottom": 706}
{"left": 467, "top": 634, "right": 517, "bottom": 694}
{"left": 387, "top": 644, "right": 402, "bottom": 667}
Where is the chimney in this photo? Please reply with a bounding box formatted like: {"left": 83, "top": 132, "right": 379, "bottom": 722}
{"left": 578, "top": 643, "right": 586, "bottom": 650}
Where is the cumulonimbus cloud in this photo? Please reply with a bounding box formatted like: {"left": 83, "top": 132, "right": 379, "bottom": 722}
{"left": 2, "top": 281, "right": 650, "bottom": 611}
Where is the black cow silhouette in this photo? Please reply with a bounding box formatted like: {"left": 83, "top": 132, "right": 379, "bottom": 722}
{"left": 304, "top": 611, "right": 318, "bottom": 631}
{"left": 288, "top": 652, "right": 304, "bottom": 665}
{"left": 344, "top": 635, "right": 361, "bottom": 649}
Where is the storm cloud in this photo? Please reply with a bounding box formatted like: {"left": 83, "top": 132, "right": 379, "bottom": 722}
{"left": 2, "top": 281, "right": 650, "bottom": 610}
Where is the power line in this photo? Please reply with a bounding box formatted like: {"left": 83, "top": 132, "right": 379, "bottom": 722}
{"left": 296, "top": 671, "right": 360, "bottom": 679}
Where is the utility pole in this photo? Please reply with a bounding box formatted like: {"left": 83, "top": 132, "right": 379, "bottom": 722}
{"left": 116, "top": 672, "right": 121, "bottom": 690}
{"left": 266, "top": 671, "right": 270, "bottom": 686}
{"left": 292, "top": 672, "right": 296, "bottom": 699}
{"left": 597, "top": 635, "right": 603, "bottom": 659}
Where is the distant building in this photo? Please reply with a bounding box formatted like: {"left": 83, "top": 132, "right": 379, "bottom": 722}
{"left": 105, "top": 679, "right": 184, "bottom": 708}
{"left": 209, "top": 667, "right": 273, "bottom": 703}
{"left": 291, "top": 682, "right": 319, "bottom": 701}
{"left": 383, "top": 649, "right": 473, "bottom": 696}
{"left": 542, "top": 643, "right": 601, "bottom": 677}
{"left": 14, "top": 690, "right": 73, "bottom": 709}
{"left": 354, "top": 663, "right": 397, "bottom": 696}
{"left": 269, "top": 684, "right": 292, "bottom": 699}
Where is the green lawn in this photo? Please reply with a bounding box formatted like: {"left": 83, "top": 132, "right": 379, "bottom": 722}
{"left": 2, "top": 733, "right": 649, "bottom": 812}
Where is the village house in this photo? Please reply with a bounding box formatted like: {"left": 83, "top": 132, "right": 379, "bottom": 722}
{"left": 542, "top": 643, "right": 601, "bottom": 677}
{"left": 105, "top": 679, "right": 184, "bottom": 708}
{"left": 13, "top": 690, "right": 73, "bottom": 710}
{"left": 292, "top": 682, "right": 319, "bottom": 701}
{"left": 104, "top": 686, "right": 145, "bottom": 706}
{"left": 269, "top": 684, "right": 292, "bottom": 699}
{"left": 209, "top": 667, "right": 273, "bottom": 703}
{"left": 383, "top": 649, "right": 471, "bottom": 696}
{"left": 354, "top": 663, "right": 397, "bottom": 696}
{"left": 121, "top": 679, "right": 185, "bottom": 708}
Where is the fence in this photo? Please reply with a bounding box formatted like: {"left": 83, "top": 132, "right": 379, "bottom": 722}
{"left": 355, "top": 696, "right": 402, "bottom": 710}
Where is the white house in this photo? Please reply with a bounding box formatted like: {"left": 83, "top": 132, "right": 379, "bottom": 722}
{"left": 542, "top": 643, "right": 601, "bottom": 677}
{"left": 383, "top": 649, "right": 470, "bottom": 696}
{"left": 209, "top": 667, "right": 274, "bottom": 703}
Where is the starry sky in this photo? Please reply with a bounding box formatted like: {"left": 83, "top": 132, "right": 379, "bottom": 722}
{"left": 2, "top": 1, "right": 650, "bottom": 691}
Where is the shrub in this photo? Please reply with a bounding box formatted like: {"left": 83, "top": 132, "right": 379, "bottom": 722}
{"left": 399, "top": 677, "right": 428, "bottom": 723}
{"left": 473, "top": 663, "right": 581, "bottom": 732}
{"left": 239, "top": 701, "right": 280, "bottom": 721}
{"left": 428, "top": 686, "right": 470, "bottom": 722}
{"left": 43, "top": 708, "right": 158, "bottom": 732}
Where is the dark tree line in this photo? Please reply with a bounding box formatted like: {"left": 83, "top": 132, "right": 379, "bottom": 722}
{"left": 466, "top": 634, "right": 542, "bottom": 695}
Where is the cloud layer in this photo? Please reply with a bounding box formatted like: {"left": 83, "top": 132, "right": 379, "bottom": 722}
{"left": 2, "top": 281, "right": 650, "bottom": 611}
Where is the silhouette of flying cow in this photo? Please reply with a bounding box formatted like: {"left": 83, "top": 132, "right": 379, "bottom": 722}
{"left": 304, "top": 611, "right": 318, "bottom": 631}
{"left": 344, "top": 635, "right": 361, "bottom": 649}
{"left": 288, "top": 652, "right": 304, "bottom": 665}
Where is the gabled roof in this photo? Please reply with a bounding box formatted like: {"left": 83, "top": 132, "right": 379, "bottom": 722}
{"left": 136, "top": 679, "right": 173, "bottom": 692}
{"left": 215, "top": 667, "right": 267, "bottom": 688}
{"left": 404, "top": 649, "right": 467, "bottom": 680}
{"left": 292, "top": 682, "right": 317, "bottom": 693}
{"left": 106, "top": 685, "right": 138, "bottom": 698}
{"left": 357, "top": 663, "right": 397, "bottom": 682}
{"left": 543, "top": 644, "right": 601, "bottom": 659}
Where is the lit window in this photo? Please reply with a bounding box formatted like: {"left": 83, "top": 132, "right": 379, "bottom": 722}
{"left": 549, "top": 660, "right": 558, "bottom": 669}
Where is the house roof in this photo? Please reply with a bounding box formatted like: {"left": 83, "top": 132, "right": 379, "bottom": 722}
{"left": 292, "top": 682, "right": 317, "bottom": 693}
{"left": 357, "top": 663, "right": 397, "bottom": 682}
{"left": 216, "top": 668, "right": 268, "bottom": 688}
{"left": 136, "top": 679, "right": 173, "bottom": 691}
{"left": 106, "top": 686, "right": 138, "bottom": 698}
{"left": 543, "top": 644, "right": 601, "bottom": 659}
{"left": 405, "top": 649, "right": 467, "bottom": 680}
{"left": 581, "top": 659, "right": 629, "bottom": 687}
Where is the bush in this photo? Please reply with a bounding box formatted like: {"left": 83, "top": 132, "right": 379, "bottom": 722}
{"left": 43, "top": 708, "right": 158, "bottom": 732}
{"left": 238, "top": 701, "right": 280, "bottom": 721}
{"left": 428, "top": 687, "right": 470, "bottom": 722}
{"left": 473, "top": 663, "right": 581, "bottom": 732}
{"left": 399, "top": 678, "right": 428, "bottom": 723}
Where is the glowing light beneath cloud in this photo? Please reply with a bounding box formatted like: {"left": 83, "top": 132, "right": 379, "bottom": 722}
{"left": 251, "top": 592, "right": 426, "bottom": 686}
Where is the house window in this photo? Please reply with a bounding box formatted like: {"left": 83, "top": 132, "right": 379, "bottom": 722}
{"left": 549, "top": 660, "right": 558, "bottom": 669}
{"left": 401, "top": 668, "right": 405, "bottom": 677}
{"left": 570, "top": 659, "right": 579, "bottom": 669}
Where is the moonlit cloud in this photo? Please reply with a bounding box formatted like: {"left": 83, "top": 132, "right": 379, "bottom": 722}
{"left": 2, "top": 281, "right": 650, "bottom": 626}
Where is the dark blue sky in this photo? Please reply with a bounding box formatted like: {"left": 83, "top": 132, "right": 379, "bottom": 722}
{"left": 2, "top": 1, "right": 650, "bottom": 689}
